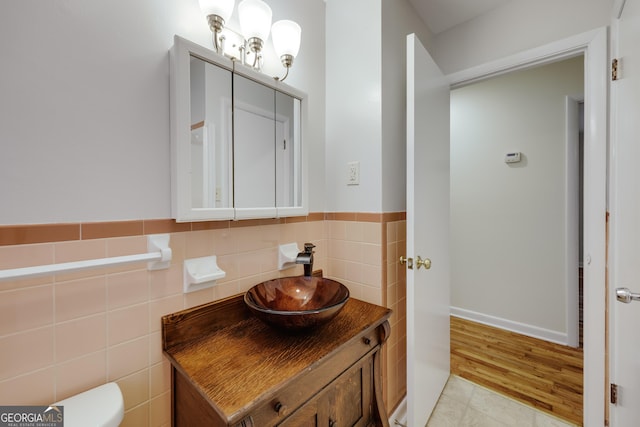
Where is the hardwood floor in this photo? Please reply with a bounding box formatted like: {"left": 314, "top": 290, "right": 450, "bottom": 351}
{"left": 450, "top": 316, "right": 584, "bottom": 426}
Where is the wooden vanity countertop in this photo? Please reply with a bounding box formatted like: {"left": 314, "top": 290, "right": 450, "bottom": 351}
{"left": 162, "top": 294, "right": 391, "bottom": 422}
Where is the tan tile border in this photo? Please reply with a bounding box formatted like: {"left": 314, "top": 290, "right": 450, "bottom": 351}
{"left": 0, "top": 212, "right": 407, "bottom": 246}
{"left": 144, "top": 219, "right": 192, "bottom": 234}
{"left": 323, "top": 212, "right": 406, "bottom": 223}
{"left": 0, "top": 224, "right": 80, "bottom": 246}
{"left": 382, "top": 212, "right": 406, "bottom": 222}
{"left": 190, "top": 221, "right": 231, "bottom": 231}
{"left": 81, "top": 220, "right": 144, "bottom": 240}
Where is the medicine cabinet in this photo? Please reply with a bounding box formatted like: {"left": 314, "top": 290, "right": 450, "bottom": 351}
{"left": 170, "top": 35, "right": 307, "bottom": 222}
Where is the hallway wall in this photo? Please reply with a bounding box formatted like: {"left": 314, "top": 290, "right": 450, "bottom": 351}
{"left": 450, "top": 56, "right": 584, "bottom": 340}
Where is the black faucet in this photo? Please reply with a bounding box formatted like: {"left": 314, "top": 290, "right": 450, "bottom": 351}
{"left": 295, "top": 243, "right": 316, "bottom": 277}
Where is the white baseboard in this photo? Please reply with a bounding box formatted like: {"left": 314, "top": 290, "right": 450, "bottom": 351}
{"left": 389, "top": 396, "right": 407, "bottom": 426}
{"left": 450, "top": 306, "right": 569, "bottom": 345}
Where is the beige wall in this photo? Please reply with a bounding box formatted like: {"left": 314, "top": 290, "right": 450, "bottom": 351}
{"left": 0, "top": 214, "right": 406, "bottom": 425}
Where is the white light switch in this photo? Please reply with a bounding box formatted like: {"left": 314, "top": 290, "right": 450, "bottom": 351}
{"left": 347, "top": 161, "right": 360, "bottom": 185}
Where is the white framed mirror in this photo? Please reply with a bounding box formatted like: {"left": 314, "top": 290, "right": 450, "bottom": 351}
{"left": 170, "top": 35, "right": 307, "bottom": 222}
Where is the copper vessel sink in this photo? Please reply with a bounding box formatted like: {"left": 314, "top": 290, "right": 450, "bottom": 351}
{"left": 244, "top": 276, "right": 350, "bottom": 331}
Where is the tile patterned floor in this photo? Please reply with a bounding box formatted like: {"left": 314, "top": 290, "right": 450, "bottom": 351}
{"left": 425, "top": 376, "right": 579, "bottom": 427}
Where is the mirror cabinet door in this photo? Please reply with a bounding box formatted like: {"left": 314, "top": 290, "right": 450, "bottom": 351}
{"left": 233, "top": 74, "right": 278, "bottom": 218}
{"left": 275, "top": 91, "right": 303, "bottom": 211}
{"left": 189, "top": 56, "right": 233, "bottom": 212}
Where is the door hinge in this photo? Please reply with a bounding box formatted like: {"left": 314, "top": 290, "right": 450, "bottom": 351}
{"left": 612, "top": 58, "right": 619, "bottom": 81}
{"left": 610, "top": 383, "right": 618, "bottom": 405}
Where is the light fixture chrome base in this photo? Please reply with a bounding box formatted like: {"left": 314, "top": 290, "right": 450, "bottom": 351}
{"left": 274, "top": 54, "right": 294, "bottom": 82}
{"left": 206, "top": 14, "right": 226, "bottom": 53}
{"left": 280, "top": 54, "right": 294, "bottom": 69}
{"left": 246, "top": 37, "right": 265, "bottom": 69}
{"left": 246, "top": 37, "right": 264, "bottom": 53}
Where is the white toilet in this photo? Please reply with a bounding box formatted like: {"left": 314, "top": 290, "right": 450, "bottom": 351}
{"left": 53, "top": 382, "right": 124, "bottom": 427}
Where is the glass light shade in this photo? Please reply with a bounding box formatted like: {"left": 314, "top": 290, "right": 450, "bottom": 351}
{"left": 271, "top": 20, "right": 301, "bottom": 58}
{"left": 199, "top": 0, "right": 235, "bottom": 22}
{"left": 238, "top": 0, "right": 273, "bottom": 41}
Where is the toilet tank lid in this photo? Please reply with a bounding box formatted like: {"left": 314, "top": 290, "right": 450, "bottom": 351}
{"left": 54, "top": 382, "right": 124, "bottom": 427}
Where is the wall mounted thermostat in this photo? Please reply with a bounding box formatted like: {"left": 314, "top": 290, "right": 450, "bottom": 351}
{"left": 504, "top": 152, "right": 521, "bottom": 164}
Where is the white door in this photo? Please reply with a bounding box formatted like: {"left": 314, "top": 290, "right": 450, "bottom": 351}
{"left": 610, "top": 0, "right": 640, "bottom": 425}
{"left": 406, "top": 34, "right": 451, "bottom": 426}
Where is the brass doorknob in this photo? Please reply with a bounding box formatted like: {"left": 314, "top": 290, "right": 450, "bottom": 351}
{"left": 416, "top": 256, "right": 431, "bottom": 270}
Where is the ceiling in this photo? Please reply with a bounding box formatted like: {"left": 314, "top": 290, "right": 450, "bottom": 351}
{"left": 408, "top": 0, "right": 513, "bottom": 34}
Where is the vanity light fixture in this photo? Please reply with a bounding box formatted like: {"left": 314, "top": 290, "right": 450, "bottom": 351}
{"left": 271, "top": 19, "right": 301, "bottom": 82}
{"left": 198, "top": 0, "right": 235, "bottom": 53}
{"left": 238, "top": 0, "right": 272, "bottom": 70}
{"left": 199, "top": 0, "right": 302, "bottom": 78}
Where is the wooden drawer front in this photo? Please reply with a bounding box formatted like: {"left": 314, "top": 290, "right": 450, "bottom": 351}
{"left": 277, "top": 398, "right": 320, "bottom": 427}
{"left": 247, "top": 331, "right": 380, "bottom": 427}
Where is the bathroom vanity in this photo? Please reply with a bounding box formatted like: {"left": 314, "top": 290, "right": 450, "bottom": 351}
{"left": 162, "top": 294, "right": 391, "bottom": 427}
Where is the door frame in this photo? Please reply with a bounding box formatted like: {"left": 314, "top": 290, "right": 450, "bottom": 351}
{"left": 448, "top": 27, "right": 608, "bottom": 426}
{"left": 565, "top": 95, "right": 583, "bottom": 348}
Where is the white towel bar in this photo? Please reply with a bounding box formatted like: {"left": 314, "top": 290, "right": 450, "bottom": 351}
{"left": 0, "top": 234, "right": 171, "bottom": 282}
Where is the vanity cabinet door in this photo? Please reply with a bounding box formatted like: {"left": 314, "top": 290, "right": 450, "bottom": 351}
{"left": 278, "top": 354, "right": 375, "bottom": 427}
{"left": 328, "top": 355, "right": 374, "bottom": 427}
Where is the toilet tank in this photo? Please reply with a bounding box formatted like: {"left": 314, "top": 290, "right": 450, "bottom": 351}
{"left": 53, "top": 382, "right": 124, "bottom": 427}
